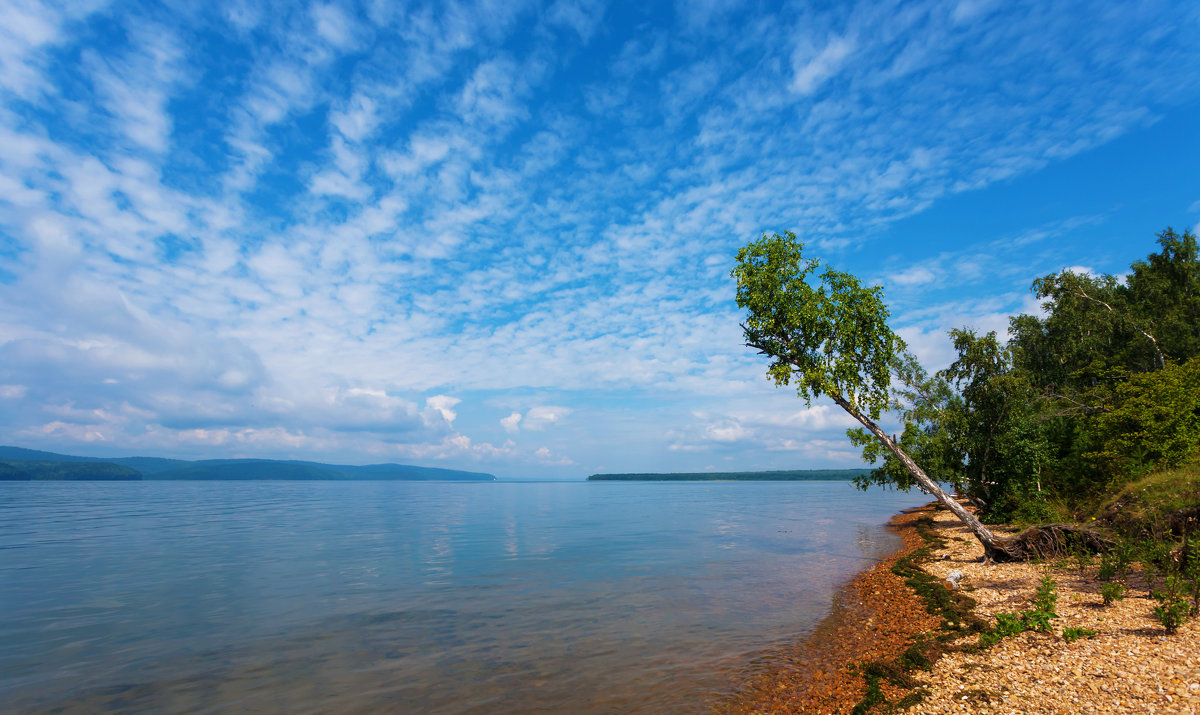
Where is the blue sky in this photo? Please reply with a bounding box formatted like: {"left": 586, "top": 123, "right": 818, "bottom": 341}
{"left": 0, "top": 0, "right": 1198, "bottom": 478}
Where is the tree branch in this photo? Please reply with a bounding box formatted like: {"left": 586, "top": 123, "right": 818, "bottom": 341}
{"left": 1070, "top": 283, "right": 1165, "bottom": 369}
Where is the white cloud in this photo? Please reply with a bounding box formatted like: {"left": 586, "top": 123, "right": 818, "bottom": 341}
{"left": 791, "top": 35, "right": 854, "bottom": 95}
{"left": 522, "top": 406, "right": 571, "bottom": 431}
{"left": 312, "top": 3, "right": 362, "bottom": 50}
{"left": 0, "top": 384, "right": 28, "bottom": 399}
{"left": 331, "top": 93, "right": 378, "bottom": 142}
{"left": 533, "top": 445, "right": 573, "bottom": 465}
{"left": 891, "top": 265, "right": 937, "bottom": 287}
{"left": 0, "top": 0, "right": 107, "bottom": 99}
{"left": 500, "top": 411, "right": 522, "bottom": 433}
{"left": 424, "top": 395, "right": 461, "bottom": 425}
{"left": 87, "top": 26, "right": 185, "bottom": 153}
{"left": 0, "top": 0, "right": 1195, "bottom": 477}
{"left": 704, "top": 419, "right": 750, "bottom": 443}
{"left": 546, "top": 0, "right": 604, "bottom": 43}
{"left": 952, "top": 0, "right": 999, "bottom": 24}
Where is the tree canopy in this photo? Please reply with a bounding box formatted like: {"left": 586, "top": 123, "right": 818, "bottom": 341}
{"left": 852, "top": 228, "right": 1200, "bottom": 524}
{"left": 734, "top": 231, "right": 1009, "bottom": 558}
{"left": 734, "top": 227, "right": 1200, "bottom": 558}
{"left": 732, "top": 231, "right": 902, "bottom": 419}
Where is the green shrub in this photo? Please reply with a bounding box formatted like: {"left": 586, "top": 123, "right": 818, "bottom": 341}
{"left": 1140, "top": 538, "right": 1173, "bottom": 597}
{"left": 1023, "top": 609, "right": 1055, "bottom": 633}
{"left": 979, "top": 577, "right": 1061, "bottom": 645}
{"left": 1153, "top": 576, "right": 1191, "bottom": 635}
{"left": 1183, "top": 535, "right": 1200, "bottom": 616}
{"left": 1031, "top": 576, "right": 1058, "bottom": 617}
{"left": 1154, "top": 598, "right": 1190, "bottom": 635}
{"left": 1113, "top": 539, "right": 1135, "bottom": 579}
{"left": 1101, "top": 581, "right": 1126, "bottom": 605}
{"left": 980, "top": 612, "right": 1028, "bottom": 646}
{"left": 1062, "top": 627, "right": 1097, "bottom": 643}
{"left": 1071, "top": 544, "right": 1093, "bottom": 574}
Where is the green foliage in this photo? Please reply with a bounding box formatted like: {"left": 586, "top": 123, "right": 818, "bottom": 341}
{"left": 732, "top": 231, "right": 903, "bottom": 419}
{"left": 1009, "top": 229, "right": 1200, "bottom": 505}
{"left": 0, "top": 447, "right": 498, "bottom": 482}
{"left": 733, "top": 227, "right": 1200, "bottom": 529}
{"left": 1125, "top": 228, "right": 1200, "bottom": 363}
{"left": 1087, "top": 460, "right": 1200, "bottom": 539}
{"left": 1084, "top": 356, "right": 1200, "bottom": 480}
{"left": 1061, "top": 626, "right": 1097, "bottom": 643}
{"left": 862, "top": 229, "right": 1200, "bottom": 523}
{"left": 1153, "top": 576, "right": 1192, "bottom": 635}
{"left": 1097, "top": 539, "right": 1135, "bottom": 583}
{"left": 1153, "top": 599, "right": 1190, "bottom": 635}
{"left": 1113, "top": 539, "right": 1137, "bottom": 577}
{"left": 1016, "top": 270, "right": 1162, "bottom": 387}
{"left": 0, "top": 462, "right": 32, "bottom": 480}
{"left": 979, "top": 612, "right": 1029, "bottom": 646}
{"left": 1100, "top": 581, "right": 1125, "bottom": 605}
{"left": 1032, "top": 575, "right": 1059, "bottom": 613}
{"left": 1026, "top": 575, "right": 1058, "bottom": 631}
{"left": 979, "top": 576, "right": 1059, "bottom": 645}
{"left": 940, "top": 330, "right": 1052, "bottom": 522}
{"left": 849, "top": 353, "right": 964, "bottom": 493}
{"left": 1183, "top": 534, "right": 1200, "bottom": 616}
{"left": 1070, "top": 544, "right": 1093, "bottom": 575}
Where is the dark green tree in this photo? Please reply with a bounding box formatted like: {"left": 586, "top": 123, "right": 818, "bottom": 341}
{"left": 1006, "top": 228, "right": 1200, "bottom": 499}
{"left": 1126, "top": 228, "right": 1200, "bottom": 363}
{"left": 940, "top": 330, "right": 1050, "bottom": 522}
{"left": 1085, "top": 355, "right": 1200, "bottom": 480}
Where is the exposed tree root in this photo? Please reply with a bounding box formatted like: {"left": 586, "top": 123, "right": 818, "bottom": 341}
{"left": 1168, "top": 506, "right": 1200, "bottom": 536}
{"left": 986, "top": 524, "right": 1114, "bottom": 562}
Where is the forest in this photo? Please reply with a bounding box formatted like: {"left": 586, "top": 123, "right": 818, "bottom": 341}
{"left": 850, "top": 228, "right": 1198, "bottom": 527}
{"left": 735, "top": 227, "right": 1198, "bottom": 558}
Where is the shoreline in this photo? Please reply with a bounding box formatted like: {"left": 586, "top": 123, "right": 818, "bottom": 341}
{"left": 716, "top": 505, "right": 943, "bottom": 713}
{"left": 717, "top": 503, "right": 1200, "bottom": 714}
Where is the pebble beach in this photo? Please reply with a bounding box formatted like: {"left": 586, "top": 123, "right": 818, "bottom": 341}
{"left": 717, "top": 504, "right": 1198, "bottom": 714}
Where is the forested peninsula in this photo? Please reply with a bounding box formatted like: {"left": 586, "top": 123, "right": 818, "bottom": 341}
{"left": 587, "top": 469, "right": 870, "bottom": 481}
{"left": 0, "top": 446, "right": 496, "bottom": 481}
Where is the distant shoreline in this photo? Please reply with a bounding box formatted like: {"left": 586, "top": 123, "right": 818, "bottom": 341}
{"left": 0, "top": 445, "right": 496, "bottom": 482}
{"left": 587, "top": 468, "right": 870, "bottom": 481}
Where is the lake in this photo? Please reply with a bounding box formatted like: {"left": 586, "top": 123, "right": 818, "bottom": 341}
{"left": 0, "top": 480, "right": 929, "bottom": 713}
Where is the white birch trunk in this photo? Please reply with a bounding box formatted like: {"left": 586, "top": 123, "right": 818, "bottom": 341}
{"left": 830, "top": 394, "right": 1008, "bottom": 560}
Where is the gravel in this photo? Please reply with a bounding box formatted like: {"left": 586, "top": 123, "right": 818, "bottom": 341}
{"left": 910, "top": 509, "right": 1198, "bottom": 714}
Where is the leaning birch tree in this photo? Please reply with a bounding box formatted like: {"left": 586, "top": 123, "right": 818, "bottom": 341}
{"left": 732, "top": 231, "right": 1017, "bottom": 561}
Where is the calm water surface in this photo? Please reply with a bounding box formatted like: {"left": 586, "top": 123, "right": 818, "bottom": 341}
{"left": 0, "top": 480, "right": 928, "bottom": 713}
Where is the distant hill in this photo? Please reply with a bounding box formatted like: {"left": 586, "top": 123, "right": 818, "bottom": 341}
{"left": 586, "top": 469, "right": 871, "bottom": 481}
{"left": 0, "top": 461, "right": 141, "bottom": 481}
{"left": 0, "top": 446, "right": 104, "bottom": 463}
{"left": 148, "top": 460, "right": 337, "bottom": 481}
{"left": 0, "top": 446, "right": 496, "bottom": 481}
